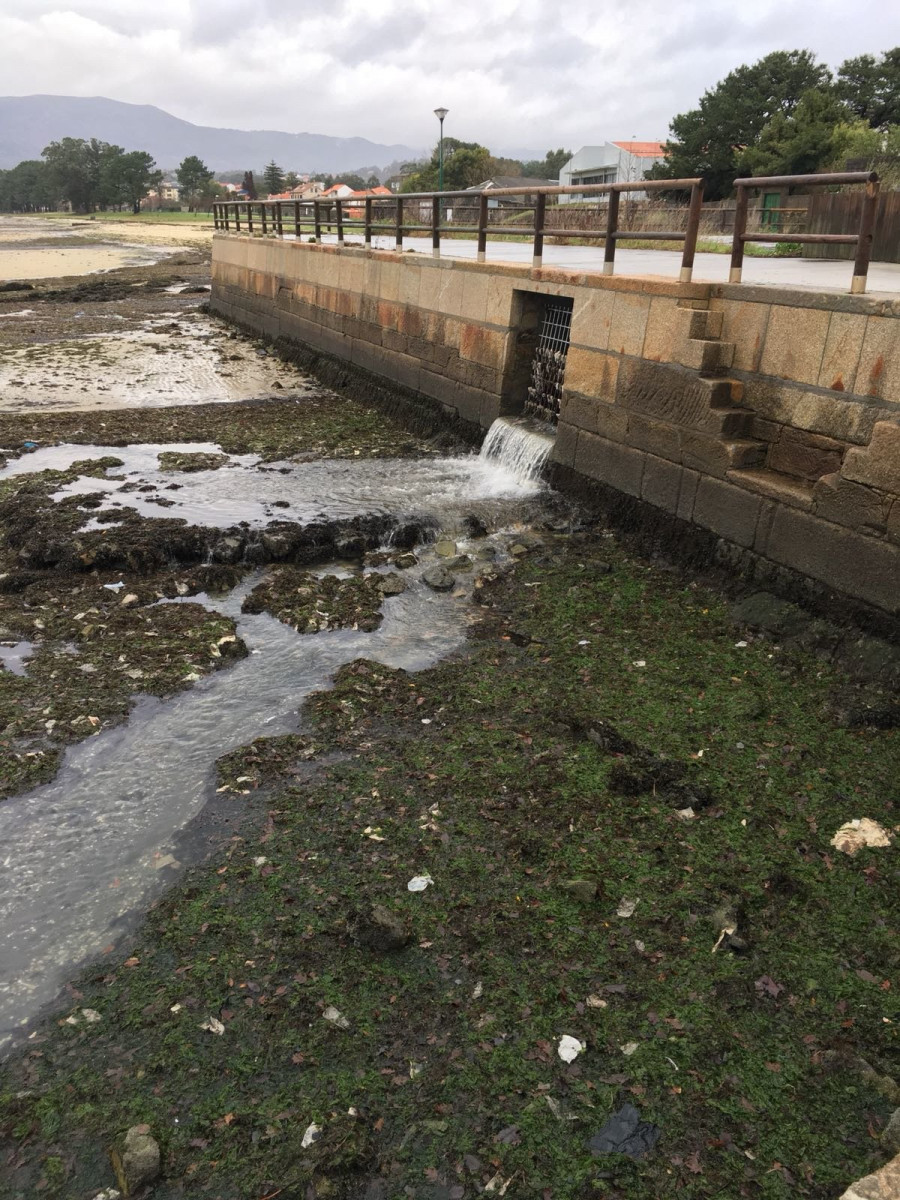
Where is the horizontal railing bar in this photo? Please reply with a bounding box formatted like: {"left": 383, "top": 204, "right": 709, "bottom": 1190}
{"left": 609, "top": 230, "right": 687, "bottom": 241}
{"left": 741, "top": 232, "right": 859, "bottom": 244}
{"left": 733, "top": 171, "right": 878, "bottom": 188}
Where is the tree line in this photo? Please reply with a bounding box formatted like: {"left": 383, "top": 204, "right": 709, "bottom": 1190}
{"left": 649, "top": 47, "right": 900, "bottom": 198}
{"left": 0, "top": 140, "right": 223, "bottom": 214}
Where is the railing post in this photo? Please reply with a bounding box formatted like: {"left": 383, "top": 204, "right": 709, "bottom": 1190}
{"left": 603, "top": 188, "right": 620, "bottom": 275}
{"left": 335, "top": 197, "right": 344, "bottom": 245}
{"left": 213, "top": 204, "right": 219, "bottom": 231}
{"left": 261, "top": 203, "right": 268, "bottom": 236}
{"left": 365, "top": 197, "right": 373, "bottom": 248}
{"left": 276, "top": 202, "right": 283, "bottom": 237}
{"left": 680, "top": 180, "right": 704, "bottom": 283}
{"left": 533, "top": 192, "right": 546, "bottom": 268}
{"left": 313, "top": 200, "right": 321, "bottom": 243}
{"left": 730, "top": 185, "right": 749, "bottom": 283}
{"left": 294, "top": 200, "right": 300, "bottom": 239}
{"left": 395, "top": 196, "right": 403, "bottom": 251}
{"left": 235, "top": 203, "right": 241, "bottom": 233}
{"left": 431, "top": 195, "right": 440, "bottom": 259}
{"left": 247, "top": 202, "right": 254, "bottom": 235}
{"left": 477, "top": 193, "right": 489, "bottom": 262}
{"left": 852, "top": 177, "right": 880, "bottom": 294}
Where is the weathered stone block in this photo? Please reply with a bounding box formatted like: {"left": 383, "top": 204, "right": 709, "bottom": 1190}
{"left": 574, "top": 432, "right": 646, "bottom": 496}
{"left": 677, "top": 338, "right": 735, "bottom": 372}
{"left": 459, "top": 324, "right": 509, "bottom": 370}
{"left": 813, "top": 474, "right": 891, "bottom": 533}
{"left": 747, "top": 383, "right": 889, "bottom": 445}
{"left": 816, "top": 310, "right": 866, "bottom": 393}
{"left": 607, "top": 292, "right": 651, "bottom": 357}
{"left": 640, "top": 296, "right": 683, "bottom": 363}
{"left": 842, "top": 421, "right": 900, "bottom": 494}
{"left": 570, "top": 288, "right": 615, "bottom": 351}
{"left": 627, "top": 413, "right": 681, "bottom": 461}
{"left": 692, "top": 476, "right": 763, "bottom": 546}
{"left": 563, "top": 347, "right": 619, "bottom": 402}
{"left": 551, "top": 423, "right": 579, "bottom": 468}
{"left": 559, "top": 394, "right": 628, "bottom": 440}
{"left": 680, "top": 431, "right": 765, "bottom": 478}
{"left": 726, "top": 467, "right": 814, "bottom": 511}
{"left": 618, "top": 359, "right": 721, "bottom": 428}
{"left": 641, "top": 455, "right": 683, "bottom": 512}
{"left": 767, "top": 427, "right": 846, "bottom": 481}
{"left": 763, "top": 506, "right": 900, "bottom": 613}
{"left": 857, "top": 313, "right": 900, "bottom": 399}
{"left": 759, "top": 304, "right": 830, "bottom": 385}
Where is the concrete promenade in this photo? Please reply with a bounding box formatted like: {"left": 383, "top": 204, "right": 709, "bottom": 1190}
{"left": 305, "top": 233, "right": 900, "bottom": 297}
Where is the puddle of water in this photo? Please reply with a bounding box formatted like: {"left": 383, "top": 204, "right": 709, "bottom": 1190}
{"left": 0, "top": 640, "right": 36, "bottom": 676}
{"left": 2, "top": 440, "right": 548, "bottom": 532}
{"left": 0, "top": 314, "right": 315, "bottom": 412}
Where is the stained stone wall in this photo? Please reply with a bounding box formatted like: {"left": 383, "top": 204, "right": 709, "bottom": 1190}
{"left": 211, "top": 235, "right": 900, "bottom": 617}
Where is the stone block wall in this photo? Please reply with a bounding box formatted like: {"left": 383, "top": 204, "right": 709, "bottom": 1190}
{"left": 211, "top": 235, "right": 900, "bottom": 617}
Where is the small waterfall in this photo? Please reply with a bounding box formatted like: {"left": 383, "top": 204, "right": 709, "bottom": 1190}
{"left": 479, "top": 416, "right": 556, "bottom": 484}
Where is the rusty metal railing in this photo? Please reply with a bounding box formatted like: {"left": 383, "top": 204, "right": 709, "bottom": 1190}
{"left": 213, "top": 171, "right": 882, "bottom": 293}
{"left": 730, "top": 171, "right": 880, "bottom": 294}
{"left": 213, "top": 178, "right": 705, "bottom": 281}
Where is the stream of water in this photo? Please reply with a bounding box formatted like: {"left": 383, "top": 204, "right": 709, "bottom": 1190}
{"left": 0, "top": 416, "right": 558, "bottom": 1051}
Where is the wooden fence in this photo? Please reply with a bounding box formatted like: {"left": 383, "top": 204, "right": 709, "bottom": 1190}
{"left": 806, "top": 190, "right": 900, "bottom": 262}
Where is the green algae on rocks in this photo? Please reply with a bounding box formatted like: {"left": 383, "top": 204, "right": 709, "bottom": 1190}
{"left": 241, "top": 567, "right": 406, "bottom": 634}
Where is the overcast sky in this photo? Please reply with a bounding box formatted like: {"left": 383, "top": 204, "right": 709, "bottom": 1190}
{"left": 1, "top": 0, "right": 899, "bottom": 157}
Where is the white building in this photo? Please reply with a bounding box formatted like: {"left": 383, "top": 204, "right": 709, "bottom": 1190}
{"left": 558, "top": 142, "right": 666, "bottom": 202}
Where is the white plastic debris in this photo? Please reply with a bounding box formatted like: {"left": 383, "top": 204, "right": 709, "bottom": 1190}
{"left": 632, "top": 659, "right": 646, "bottom": 668}
{"left": 103, "top": 582, "right": 125, "bottom": 592}
{"left": 734, "top": 640, "right": 748, "bottom": 648}
{"left": 82, "top": 1008, "right": 101, "bottom": 1023}
{"left": 200, "top": 1016, "right": 225, "bottom": 1035}
{"left": 472, "top": 981, "right": 483, "bottom": 999}
{"left": 323, "top": 1005, "right": 350, "bottom": 1029}
{"left": 831, "top": 818, "right": 892, "bottom": 857}
{"left": 557, "top": 1034, "right": 585, "bottom": 1063}
{"left": 301, "top": 1122, "right": 322, "bottom": 1149}
{"left": 616, "top": 897, "right": 638, "bottom": 918}
{"left": 620, "top": 1042, "right": 639, "bottom": 1056}
{"left": 586, "top": 994, "right": 608, "bottom": 1009}
{"left": 253, "top": 856, "right": 268, "bottom": 867}
{"left": 407, "top": 874, "right": 434, "bottom": 892}
{"left": 676, "top": 807, "right": 696, "bottom": 821}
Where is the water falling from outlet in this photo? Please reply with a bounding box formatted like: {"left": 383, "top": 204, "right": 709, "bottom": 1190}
{"left": 479, "top": 416, "right": 556, "bottom": 484}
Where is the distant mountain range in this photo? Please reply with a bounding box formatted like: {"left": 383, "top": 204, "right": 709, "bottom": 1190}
{"left": 0, "top": 95, "right": 420, "bottom": 174}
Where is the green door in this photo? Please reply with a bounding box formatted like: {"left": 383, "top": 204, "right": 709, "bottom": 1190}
{"left": 761, "top": 192, "right": 781, "bottom": 231}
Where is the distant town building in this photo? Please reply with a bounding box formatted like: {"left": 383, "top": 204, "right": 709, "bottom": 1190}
{"left": 465, "top": 176, "right": 554, "bottom": 207}
{"left": 557, "top": 142, "right": 666, "bottom": 202}
{"left": 290, "top": 180, "right": 325, "bottom": 199}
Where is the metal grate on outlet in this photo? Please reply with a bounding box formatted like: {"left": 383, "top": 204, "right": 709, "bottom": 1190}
{"left": 525, "top": 298, "right": 572, "bottom": 425}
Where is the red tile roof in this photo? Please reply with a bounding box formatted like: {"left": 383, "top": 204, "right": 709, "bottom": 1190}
{"left": 611, "top": 141, "right": 665, "bottom": 157}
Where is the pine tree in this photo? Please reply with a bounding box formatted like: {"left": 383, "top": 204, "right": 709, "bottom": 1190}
{"left": 263, "top": 160, "right": 285, "bottom": 195}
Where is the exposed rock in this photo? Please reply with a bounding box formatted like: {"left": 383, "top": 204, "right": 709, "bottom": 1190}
{"left": 443, "top": 555, "right": 472, "bottom": 571}
{"left": 839, "top": 1152, "right": 900, "bottom": 1199}
{"left": 394, "top": 553, "right": 418, "bottom": 569}
{"left": 559, "top": 879, "right": 598, "bottom": 903}
{"left": 422, "top": 565, "right": 455, "bottom": 591}
{"left": 111, "top": 1124, "right": 161, "bottom": 1195}
{"left": 347, "top": 903, "right": 411, "bottom": 951}
{"left": 434, "top": 540, "right": 458, "bottom": 558}
{"left": 157, "top": 451, "right": 229, "bottom": 473}
{"left": 462, "top": 514, "right": 488, "bottom": 538}
{"left": 883, "top": 1110, "right": 900, "bottom": 1157}
{"left": 374, "top": 572, "right": 407, "bottom": 597}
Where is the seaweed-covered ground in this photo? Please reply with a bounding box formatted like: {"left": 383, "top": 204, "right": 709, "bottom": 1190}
{"left": 1, "top": 531, "right": 897, "bottom": 1200}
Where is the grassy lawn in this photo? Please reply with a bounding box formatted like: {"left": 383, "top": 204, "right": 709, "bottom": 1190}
{"left": 1, "top": 530, "right": 896, "bottom": 1199}
{"left": 31, "top": 210, "right": 214, "bottom": 224}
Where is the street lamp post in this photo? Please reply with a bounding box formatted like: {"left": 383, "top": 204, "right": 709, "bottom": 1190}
{"left": 434, "top": 107, "right": 448, "bottom": 193}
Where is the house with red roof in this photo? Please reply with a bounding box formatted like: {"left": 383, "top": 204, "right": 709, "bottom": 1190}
{"left": 558, "top": 142, "right": 666, "bottom": 203}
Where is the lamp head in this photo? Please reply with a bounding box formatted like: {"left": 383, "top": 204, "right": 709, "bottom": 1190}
{"left": 434, "top": 107, "right": 449, "bottom": 122}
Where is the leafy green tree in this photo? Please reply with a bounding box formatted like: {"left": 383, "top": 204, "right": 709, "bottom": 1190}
{"left": 42, "top": 137, "right": 122, "bottom": 212}
{"left": 0, "top": 159, "right": 55, "bottom": 212}
{"left": 520, "top": 148, "right": 573, "bottom": 179}
{"left": 284, "top": 170, "right": 300, "bottom": 189}
{"left": 263, "top": 160, "right": 285, "bottom": 194}
{"left": 743, "top": 88, "right": 851, "bottom": 177}
{"left": 401, "top": 139, "right": 492, "bottom": 192}
{"left": 836, "top": 48, "right": 900, "bottom": 129}
{"left": 241, "top": 171, "right": 258, "bottom": 199}
{"left": 647, "top": 50, "right": 833, "bottom": 198}
{"left": 176, "top": 155, "right": 215, "bottom": 210}
{"left": 102, "top": 150, "right": 162, "bottom": 213}
{"left": 365, "top": 173, "right": 381, "bottom": 188}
